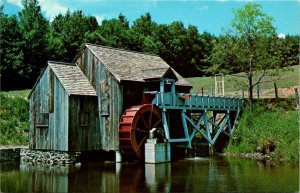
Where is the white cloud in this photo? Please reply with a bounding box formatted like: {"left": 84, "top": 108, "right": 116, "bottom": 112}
{"left": 278, "top": 33, "right": 286, "bottom": 39}
{"left": 39, "top": 0, "right": 68, "bottom": 21}
{"left": 95, "top": 14, "right": 105, "bottom": 24}
{"left": 7, "top": 0, "right": 22, "bottom": 7}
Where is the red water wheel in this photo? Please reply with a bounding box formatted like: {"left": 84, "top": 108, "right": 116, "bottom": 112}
{"left": 119, "top": 104, "right": 162, "bottom": 159}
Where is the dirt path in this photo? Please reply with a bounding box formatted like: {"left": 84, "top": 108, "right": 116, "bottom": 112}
{"left": 0, "top": 145, "right": 28, "bottom": 150}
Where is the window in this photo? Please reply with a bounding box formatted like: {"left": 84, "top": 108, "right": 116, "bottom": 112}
{"left": 36, "top": 113, "right": 49, "bottom": 128}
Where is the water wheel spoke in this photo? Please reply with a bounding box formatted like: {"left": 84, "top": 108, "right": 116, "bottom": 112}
{"left": 132, "top": 128, "right": 148, "bottom": 133}
{"left": 139, "top": 112, "right": 149, "bottom": 130}
{"left": 119, "top": 104, "right": 162, "bottom": 159}
{"left": 153, "top": 119, "right": 162, "bottom": 128}
{"left": 148, "top": 106, "right": 153, "bottom": 128}
{"left": 136, "top": 135, "right": 148, "bottom": 152}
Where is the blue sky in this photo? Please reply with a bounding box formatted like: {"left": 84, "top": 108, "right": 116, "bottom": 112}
{"left": 1, "top": 0, "right": 299, "bottom": 36}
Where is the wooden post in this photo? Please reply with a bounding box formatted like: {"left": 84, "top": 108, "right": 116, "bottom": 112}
{"left": 214, "top": 74, "right": 225, "bottom": 96}
{"left": 222, "top": 75, "right": 225, "bottom": 96}
{"left": 214, "top": 75, "right": 217, "bottom": 96}
{"left": 274, "top": 82, "right": 278, "bottom": 98}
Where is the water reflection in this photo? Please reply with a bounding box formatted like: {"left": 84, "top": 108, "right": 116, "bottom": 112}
{"left": 145, "top": 163, "right": 171, "bottom": 193}
{"left": 0, "top": 157, "right": 299, "bottom": 193}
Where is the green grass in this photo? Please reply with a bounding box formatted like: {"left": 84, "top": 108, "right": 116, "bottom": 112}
{"left": 187, "top": 65, "right": 300, "bottom": 96}
{"left": 0, "top": 90, "right": 30, "bottom": 145}
{"left": 225, "top": 100, "right": 299, "bottom": 163}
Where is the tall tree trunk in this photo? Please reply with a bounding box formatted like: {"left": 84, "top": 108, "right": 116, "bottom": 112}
{"left": 248, "top": 75, "right": 254, "bottom": 112}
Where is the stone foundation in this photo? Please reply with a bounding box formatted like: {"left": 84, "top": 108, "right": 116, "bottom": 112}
{"left": 20, "top": 149, "right": 79, "bottom": 165}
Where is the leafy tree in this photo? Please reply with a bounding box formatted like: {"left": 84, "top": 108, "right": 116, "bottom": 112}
{"left": 155, "top": 22, "right": 205, "bottom": 77}
{"left": 277, "top": 35, "right": 299, "bottom": 67}
{"left": 97, "top": 14, "right": 133, "bottom": 50}
{"left": 48, "top": 10, "right": 98, "bottom": 62}
{"left": 0, "top": 6, "right": 24, "bottom": 90}
{"left": 132, "top": 12, "right": 155, "bottom": 37}
{"left": 209, "top": 3, "right": 281, "bottom": 111}
{"left": 198, "top": 32, "right": 217, "bottom": 75}
{"left": 131, "top": 12, "right": 159, "bottom": 53}
{"left": 18, "top": 0, "right": 49, "bottom": 87}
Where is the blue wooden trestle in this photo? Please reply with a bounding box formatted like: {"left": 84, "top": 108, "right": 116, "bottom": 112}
{"left": 151, "top": 79, "right": 244, "bottom": 148}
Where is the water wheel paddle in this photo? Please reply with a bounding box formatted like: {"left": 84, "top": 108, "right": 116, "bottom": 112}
{"left": 118, "top": 104, "right": 162, "bottom": 159}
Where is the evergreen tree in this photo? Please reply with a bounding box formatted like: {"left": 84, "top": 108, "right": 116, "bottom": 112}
{"left": 97, "top": 14, "right": 133, "bottom": 50}
{"left": 18, "top": 0, "right": 49, "bottom": 87}
{"left": 47, "top": 10, "right": 98, "bottom": 62}
{"left": 0, "top": 6, "right": 24, "bottom": 90}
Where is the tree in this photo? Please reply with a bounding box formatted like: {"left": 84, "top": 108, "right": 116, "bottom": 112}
{"left": 18, "top": 0, "right": 49, "bottom": 87}
{"left": 209, "top": 3, "right": 281, "bottom": 111}
{"left": 131, "top": 12, "right": 159, "bottom": 53}
{"left": 155, "top": 22, "right": 205, "bottom": 77}
{"left": 0, "top": 6, "right": 24, "bottom": 90}
{"left": 47, "top": 10, "right": 98, "bottom": 62}
{"left": 97, "top": 14, "right": 133, "bottom": 50}
{"left": 198, "top": 32, "right": 217, "bottom": 75}
{"left": 276, "top": 35, "right": 299, "bottom": 67}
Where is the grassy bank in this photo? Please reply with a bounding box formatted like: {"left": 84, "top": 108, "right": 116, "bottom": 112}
{"left": 0, "top": 90, "right": 30, "bottom": 145}
{"left": 187, "top": 65, "right": 299, "bottom": 97}
{"left": 225, "top": 99, "right": 299, "bottom": 164}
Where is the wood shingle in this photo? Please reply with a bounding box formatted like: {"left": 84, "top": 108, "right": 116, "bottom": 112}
{"left": 49, "top": 61, "right": 97, "bottom": 96}
{"left": 86, "top": 44, "right": 191, "bottom": 87}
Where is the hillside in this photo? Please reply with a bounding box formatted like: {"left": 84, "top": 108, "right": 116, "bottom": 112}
{"left": 187, "top": 65, "right": 300, "bottom": 98}
{"left": 0, "top": 90, "right": 30, "bottom": 145}
{"left": 225, "top": 99, "right": 299, "bottom": 164}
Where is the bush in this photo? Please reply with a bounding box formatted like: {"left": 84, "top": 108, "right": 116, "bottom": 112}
{"left": 225, "top": 100, "right": 299, "bottom": 163}
{"left": 0, "top": 90, "right": 30, "bottom": 145}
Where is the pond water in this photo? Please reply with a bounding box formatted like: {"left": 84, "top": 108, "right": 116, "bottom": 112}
{"left": 1, "top": 157, "right": 299, "bottom": 193}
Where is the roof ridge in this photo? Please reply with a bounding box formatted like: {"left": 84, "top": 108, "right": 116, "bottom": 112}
{"left": 85, "top": 43, "right": 158, "bottom": 57}
{"left": 141, "top": 67, "right": 169, "bottom": 71}
{"left": 48, "top": 61, "right": 76, "bottom": 66}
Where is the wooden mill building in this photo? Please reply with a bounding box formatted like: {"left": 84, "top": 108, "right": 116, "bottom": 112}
{"left": 28, "top": 44, "right": 191, "bottom": 153}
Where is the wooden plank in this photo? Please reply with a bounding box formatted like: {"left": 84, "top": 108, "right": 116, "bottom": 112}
{"left": 76, "top": 48, "right": 123, "bottom": 152}
{"left": 51, "top": 76, "right": 68, "bottom": 151}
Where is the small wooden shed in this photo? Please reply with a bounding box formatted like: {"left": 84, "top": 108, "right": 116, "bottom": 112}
{"left": 29, "top": 44, "right": 191, "bottom": 152}
{"left": 28, "top": 61, "right": 99, "bottom": 151}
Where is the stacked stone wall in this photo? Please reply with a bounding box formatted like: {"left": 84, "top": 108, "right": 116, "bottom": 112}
{"left": 20, "top": 149, "right": 78, "bottom": 165}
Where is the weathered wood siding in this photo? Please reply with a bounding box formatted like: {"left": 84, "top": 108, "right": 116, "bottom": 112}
{"left": 68, "top": 96, "right": 100, "bottom": 151}
{"left": 76, "top": 48, "right": 122, "bottom": 151}
{"left": 29, "top": 67, "right": 50, "bottom": 149}
{"left": 49, "top": 75, "right": 69, "bottom": 150}
{"left": 29, "top": 67, "right": 69, "bottom": 151}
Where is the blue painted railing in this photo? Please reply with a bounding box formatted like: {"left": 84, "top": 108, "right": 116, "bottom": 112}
{"left": 152, "top": 92, "right": 243, "bottom": 111}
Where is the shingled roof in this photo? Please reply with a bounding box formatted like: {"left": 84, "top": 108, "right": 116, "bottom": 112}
{"left": 85, "top": 44, "right": 191, "bottom": 87}
{"left": 48, "top": 61, "right": 97, "bottom": 96}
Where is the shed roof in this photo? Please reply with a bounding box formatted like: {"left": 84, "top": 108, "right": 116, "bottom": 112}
{"left": 48, "top": 61, "right": 97, "bottom": 96}
{"left": 85, "top": 44, "right": 191, "bottom": 87}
